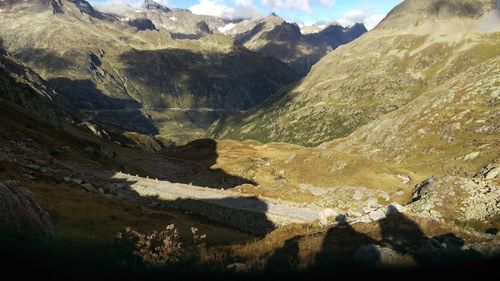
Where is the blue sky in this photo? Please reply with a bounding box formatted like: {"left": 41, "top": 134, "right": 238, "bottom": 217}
{"left": 89, "top": 0, "right": 403, "bottom": 29}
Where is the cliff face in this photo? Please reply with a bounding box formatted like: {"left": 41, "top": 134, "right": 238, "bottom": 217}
{"left": 224, "top": 14, "right": 367, "bottom": 75}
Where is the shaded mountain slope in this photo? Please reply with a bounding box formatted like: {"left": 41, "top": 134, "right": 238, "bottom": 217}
{"left": 0, "top": 0, "right": 299, "bottom": 143}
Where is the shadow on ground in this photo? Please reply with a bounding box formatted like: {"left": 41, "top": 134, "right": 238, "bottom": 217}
{"left": 161, "top": 139, "right": 257, "bottom": 189}
{"left": 265, "top": 208, "right": 490, "bottom": 273}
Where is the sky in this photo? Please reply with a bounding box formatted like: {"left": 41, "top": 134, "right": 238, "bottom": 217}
{"left": 88, "top": 0, "right": 404, "bottom": 30}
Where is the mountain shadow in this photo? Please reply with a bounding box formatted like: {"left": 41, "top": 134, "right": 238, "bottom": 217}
{"left": 48, "top": 77, "right": 159, "bottom": 136}
{"left": 161, "top": 139, "right": 257, "bottom": 189}
{"left": 14, "top": 48, "right": 76, "bottom": 74}
{"left": 119, "top": 47, "right": 300, "bottom": 111}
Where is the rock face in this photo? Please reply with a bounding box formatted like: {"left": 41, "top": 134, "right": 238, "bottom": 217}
{"left": 0, "top": 181, "right": 56, "bottom": 237}
{"left": 0, "top": 48, "right": 70, "bottom": 126}
{"left": 408, "top": 175, "right": 500, "bottom": 227}
{"left": 142, "top": 0, "right": 170, "bottom": 13}
{"left": 130, "top": 1, "right": 235, "bottom": 37}
{"left": 127, "top": 18, "right": 157, "bottom": 31}
{"left": 224, "top": 14, "right": 367, "bottom": 75}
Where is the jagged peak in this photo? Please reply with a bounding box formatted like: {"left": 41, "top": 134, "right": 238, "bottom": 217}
{"left": 0, "top": 0, "right": 99, "bottom": 17}
{"left": 142, "top": 0, "right": 170, "bottom": 13}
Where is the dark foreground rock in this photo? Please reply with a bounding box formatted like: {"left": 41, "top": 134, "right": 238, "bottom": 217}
{"left": 0, "top": 181, "right": 56, "bottom": 236}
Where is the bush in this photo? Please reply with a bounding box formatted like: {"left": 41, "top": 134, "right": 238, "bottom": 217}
{"left": 116, "top": 224, "right": 206, "bottom": 267}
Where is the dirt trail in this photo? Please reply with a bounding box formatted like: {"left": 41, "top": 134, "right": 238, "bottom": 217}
{"left": 98, "top": 172, "right": 328, "bottom": 227}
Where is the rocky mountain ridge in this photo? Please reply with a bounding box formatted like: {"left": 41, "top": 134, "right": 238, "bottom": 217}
{"left": 222, "top": 13, "right": 367, "bottom": 75}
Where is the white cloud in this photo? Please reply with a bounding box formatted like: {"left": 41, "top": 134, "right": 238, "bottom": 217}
{"left": 318, "top": 0, "right": 334, "bottom": 8}
{"left": 189, "top": 0, "right": 262, "bottom": 19}
{"left": 189, "top": 0, "right": 235, "bottom": 17}
{"left": 261, "top": 0, "right": 312, "bottom": 12}
{"left": 336, "top": 9, "right": 385, "bottom": 30}
{"left": 90, "top": 0, "right": 170, "bottom": 14}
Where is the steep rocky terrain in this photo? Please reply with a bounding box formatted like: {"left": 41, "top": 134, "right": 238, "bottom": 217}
{"left": 223, "top": 13, "right": 367, "bottom": 75}
{"left": 213, "top": 0, "right": 499, "bottom": 147}
{"left": 130, "top": 0, "right": 241, "bottom": 38}
{"left": 0, "top": 0, "right": 298, "bottom": 144}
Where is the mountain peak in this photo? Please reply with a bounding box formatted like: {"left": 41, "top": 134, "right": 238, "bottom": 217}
{"left": 142, "top": 0, "right": 170, "bottom": 13}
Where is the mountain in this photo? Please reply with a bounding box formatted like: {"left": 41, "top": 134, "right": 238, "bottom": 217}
{"left": 212, "top": 0, "right": 499, "bottom": 152}
{"left": 1, "top": 0, "right": 500, "bottom": 273}
{"left": 222, "top": 13, "right": 367, "bottom": 75}
{"left": 134, "top": 1, "right": 241, "bottom": 38}
{"left": 0, "top": 0, "right": 299, "bottom": 144}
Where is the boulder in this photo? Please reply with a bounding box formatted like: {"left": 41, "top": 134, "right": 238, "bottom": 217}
{"left": 0, "top": 181, "right": 56, "bottom": 236}
{"left": 354, "top": 244, "right": 412, "bottom": 267}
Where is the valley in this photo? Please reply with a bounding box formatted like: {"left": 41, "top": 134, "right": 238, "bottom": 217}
{"left": 0, "top": 0, "right": 499, "bottom": 276}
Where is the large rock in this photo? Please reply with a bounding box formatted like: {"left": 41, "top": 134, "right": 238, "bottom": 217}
{"left": 0, "top": 181, "right": 56, "bottom": 236}
{"left": 354, "top": 244, "right": 413, "bottom": 267}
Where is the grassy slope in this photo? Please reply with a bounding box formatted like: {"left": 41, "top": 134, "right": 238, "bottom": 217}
{"left": 213, "top": 0, "right": 498, "bottom": 147}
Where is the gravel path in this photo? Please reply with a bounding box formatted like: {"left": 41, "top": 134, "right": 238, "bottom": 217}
{"left": 104, "top": 172, "right": 327, "bottom": 226}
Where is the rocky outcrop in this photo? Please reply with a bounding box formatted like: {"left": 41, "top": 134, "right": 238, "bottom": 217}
{"left": 226, "top": 14, "right": 367, "bottom": 75}
{"left": 408, "top": 175, "right": 500, "bottom": 227}
{"left": 127, "top": 18, "right": 157, "bottom": 31}
{"left": 142, "top": 0, "right": 170, "bottom": 13}
{"left": 0, "top": 181, "right": 56, "bottom": 236}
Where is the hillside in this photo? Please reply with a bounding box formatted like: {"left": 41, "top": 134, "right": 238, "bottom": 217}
{"left": 213, "top": 0, "right": 499, "bottom": 147}
{"left": 0, "top": 0, "right": 299, "bottom": 144}
{"left": 1, "top": 0, "right": 499, "bottom": 275}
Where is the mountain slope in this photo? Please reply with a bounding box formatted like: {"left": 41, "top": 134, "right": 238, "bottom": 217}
{"left": 213, "top": 0, "right": 499, "bottom": 147}
{"left": 0, "top": 0, "right": 299, "bottom": 143}
{"left": 223, "top": 14, "right": 367, "bottom": 75}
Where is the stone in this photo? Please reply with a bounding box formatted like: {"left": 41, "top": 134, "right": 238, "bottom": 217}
{"left": 354, "top": 244, "right": 409, "bottom": 267}
{"left": 464, "top": 151, "right": 480, "bottom": 161}
{"left": 368, "top": 208, "right": 387, "bottom": 221}
{"left": 81, "top": 183, "right": 96, "bottom": 192}
{"left": 226, "top": 263, "right": 250, "bottom": 272}
{"left": 367, "top": 197, "right": 379, "bottom": 205}
{"left": 353, "top": 190, "right": 364, "bottom": 200}
{"left": 23, "top": 174, "right": 36, "bottom": 180}
{"left": 485, "top": 167, "right": 500, "bottom": 180}
{"left": 318, "top": 208, "right": 340, "bottom": 226}
{"left": 385, "top": 203, "right": 407, "bottom": 215}
{"left": 25, "top": 164, "right": 41, "bottom": 170}
{"left": 0, "top": 181, "right": 57, "bottom": 236}
{"left": 71, "top": 178, "right": 84, "bottom": 185}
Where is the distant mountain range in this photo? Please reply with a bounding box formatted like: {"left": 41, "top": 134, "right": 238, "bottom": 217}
{"left": 0, "top": 0, "right": 365, "bottom": 144}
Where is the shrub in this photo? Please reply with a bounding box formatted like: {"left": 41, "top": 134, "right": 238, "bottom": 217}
{"left": 116, "top": 224, "right": 206, "bottom": 267}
